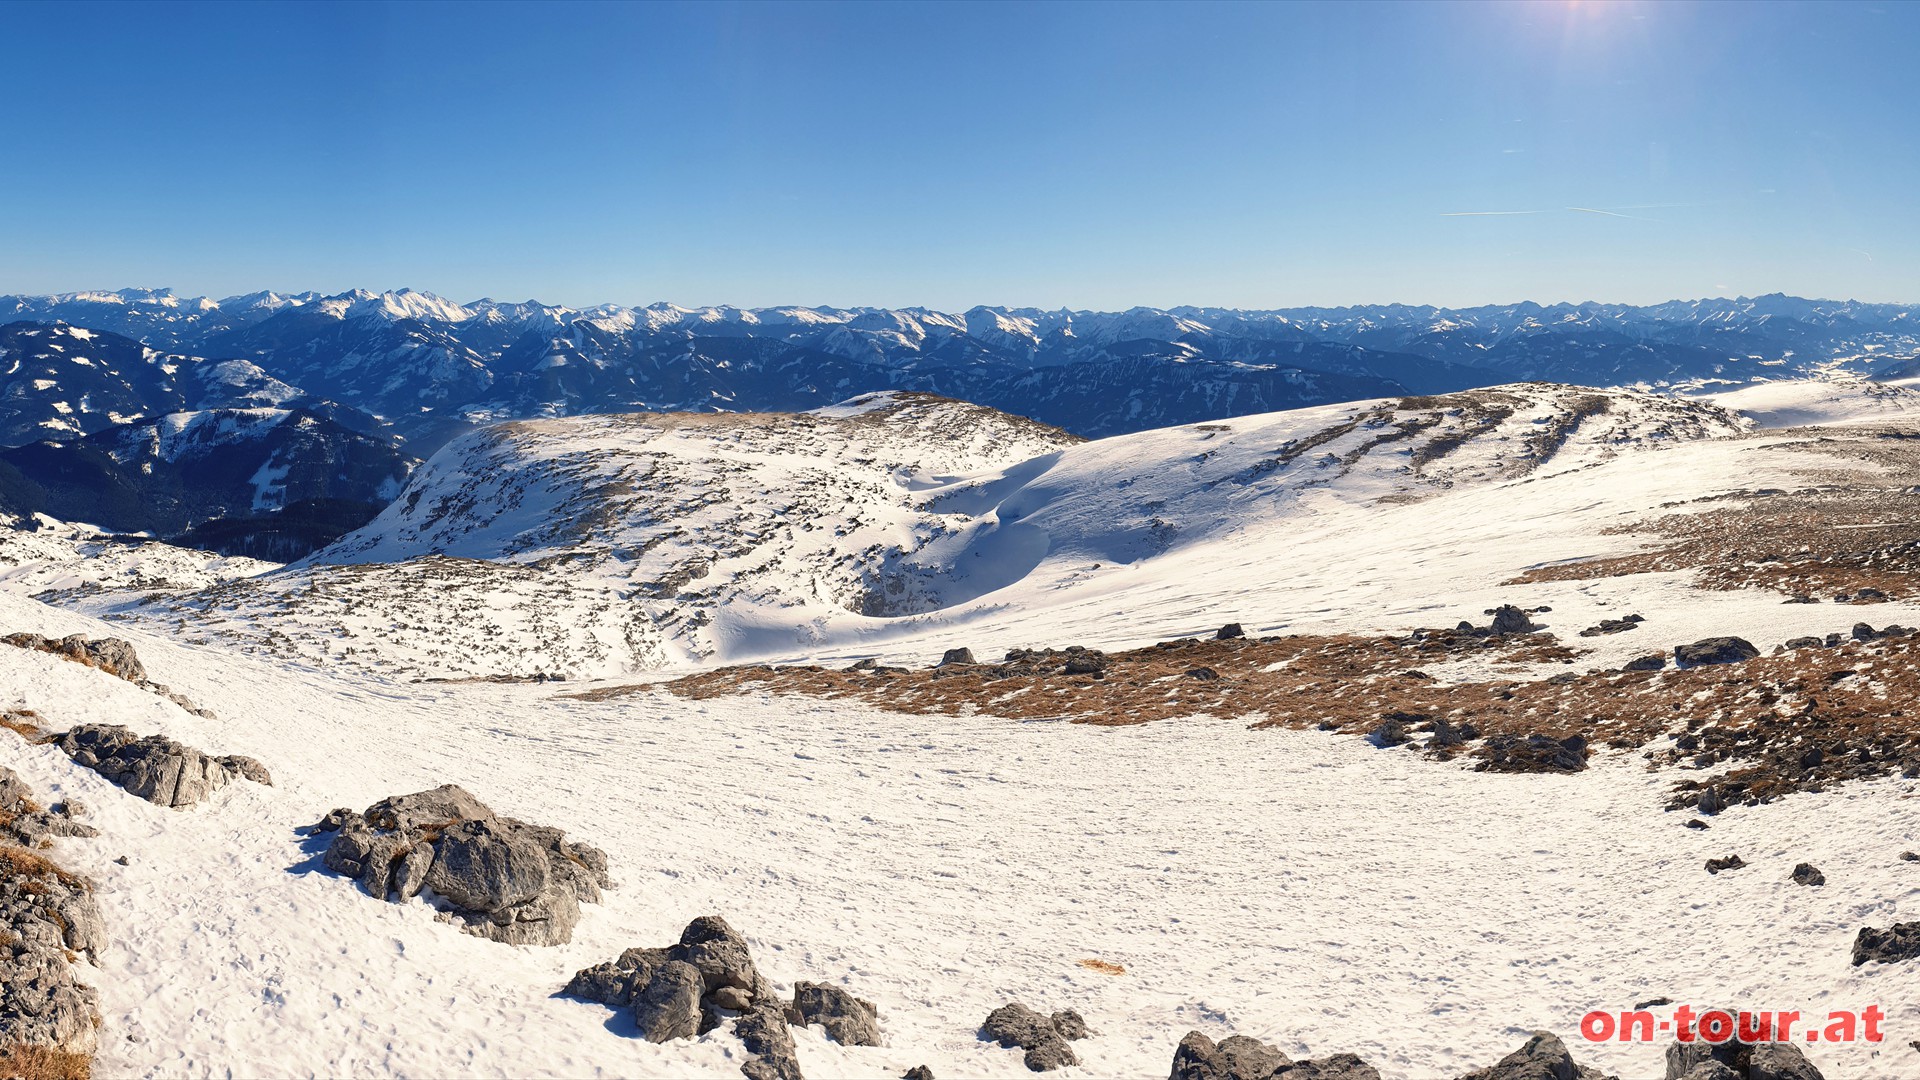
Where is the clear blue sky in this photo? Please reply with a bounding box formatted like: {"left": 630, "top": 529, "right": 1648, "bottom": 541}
{"left": 3, "top": 0, "right": 1915, "bottom": 309}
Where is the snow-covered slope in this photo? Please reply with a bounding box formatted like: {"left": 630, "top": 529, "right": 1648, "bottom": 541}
{"left": 82, "top": 384, "right": 1755, "bottom": 680}
{"left": 7, "top": 377, "right": 1920, "bottom": 1079}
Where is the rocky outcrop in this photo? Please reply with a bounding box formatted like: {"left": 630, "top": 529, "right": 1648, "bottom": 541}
{"left": 1474, "top": 733, "right": 1589, "bottom": 773}
{"left": 981, "top": 1003, "right": 1092, "bottom": 1072}
{"left": 0, "top": 768, "right": 96, "bottom": 848}
{"left": 2, "top": 632, "right": 214, "bottom": 718}
{"left": 1852, "top": 921, "right": 1920, "bottom": 966}
{"left": 316, "top": 784, "right": 610, "bottom": 946}
{"left": 2, "top": 633, "right": 147, "bottom": 682}
{"left": 1457, "top": 1031, "right": 1612, "bottom": 1079}
{"left": 1171, "top": 1030, "right": 1290, "bottom": 1080}
{"left": 1673, "top": 637, "right": 1760, "bottom": 668}
{"left": 789, "top": 982, "right": 881, "bottom": 1046}
{"left": 1705, "top": 855, "right": 1747, "bottom": 874}
{"left": 1665, "top": 1026, "right": 1825, "bottom": 1078}
{"left": 938, "top": 648, "right": 976, "bottom": 667}
{"left": 1790, "top": 862, "right": 1825, "bottom": 886}
{"left": 566, "top": 916, "right": 800, "bottom": 1079}
{"left": 1, "top": 774, "right": 106, "bottom": 1062}
{"left": 55, "top": 724, "right": 270, "bottom": 809}
{"left": 1580, "top": 615, "right": 1644, "bottom": 637}
{"left": 1488, "top": 605, "right": 1541, "bottom": 636}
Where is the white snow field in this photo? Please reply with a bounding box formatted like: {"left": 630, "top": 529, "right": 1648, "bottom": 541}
{"left": 3, "top": 377, "right": 1919, "bottom": 1077}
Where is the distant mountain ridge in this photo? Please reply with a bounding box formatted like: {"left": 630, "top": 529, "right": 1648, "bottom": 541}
{"left": 5, "top": 288, "right": 1915, "bottom": 449}
{"left": 2, "top": 287, "right": 1915, "bottom": 553}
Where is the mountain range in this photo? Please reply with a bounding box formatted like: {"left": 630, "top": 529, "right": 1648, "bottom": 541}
{"left": 2, "top": 287, "right": 1916, "bottom": 554}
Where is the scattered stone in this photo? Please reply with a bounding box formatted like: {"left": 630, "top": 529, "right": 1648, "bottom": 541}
{"left": 1903, "top": 851, "right": 1920, "bottom": 862}
{"left": 1705, "top": 854, "right": 1747, "bottom": 875}
{"left": 938, "top": 648, "right": 976, "bottom": 667}
{"left": 1580, "top": 616, "right": 1643, "bottom": 637}
{"left": 1783, "top": 594, "right": 1819, "bottom": 604}
{"left": 1782, "top": 636, "right": 1823, "bottom": 650}
{"left": 1634, "top": 996, "right": 1674, "bottom": 1010}
{"left": 1852, "top": 921, "right": 1920, "bottom": 966}
{"left": 322, "top": 784, "right": 610, "bottom": 946}
{"left": 903, "top": 1068, "right": 934, "bottom": 1080}
{"left": 1216, "top": 623, "right": 1246, "bottom": 640}
{"left": 1474, "top": 733, "right": 1588, "bottom": 773}
{"left": 1186, "top": 667, "right": 1221, "bottom": 681}
{"left": 1684, "top": 819, "right": 1710, "bottom": 830}
{"left": 1694, "top": 788, "right": 1728, "bottom": 815}
{"left": 789, "top": 982, "right": 881, "bottom": 1046}
{"left": 981, "top": 1002, "right": 1089, "bottom": 1072}
{"left": 1851, "top": 622, "right": 1880, "bottom": 641}
{"left": 1674, "top": 637, "right": 1760, "bottom": 668}
{"left": 1791, "top": 862, "right": 1825, "bottom": 886}
{"left": 1427, "top": 718, "right": 1478, "bottom": 750}
{"left": 1488, "top": 605, "right": 1540, "bottom": 636}
{"left": 1457, "top": 1030, "right": 1612, "bottom": 1080}
{"left": 567, "top": 916, "right": 802, "bottom": 1079}
{"left": 1624, "top": 653, "right": 1667, "bottom": 672}
{"left": 55, "top": 723, "right": 270, "bottom": 809}
{"left": 1856, "top": 587, "right": 1889, "bottom": 601}
{"left": 1171, "top": 1030, "right": 1291, "bottom": 1080}
{"left": 1367, "top": 717, "right": 1412, "bottom": 749}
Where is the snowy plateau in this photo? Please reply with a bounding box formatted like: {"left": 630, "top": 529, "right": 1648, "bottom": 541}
{"left": 4, "top": 306, "right": 1920, "bottom": 1078}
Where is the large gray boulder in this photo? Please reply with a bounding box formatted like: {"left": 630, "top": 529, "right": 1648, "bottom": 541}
{"left": 317, "top": 784, "right": 610, "bottom": 946}
{"left": 1673, "top": 637, "right": 1760, "bottom": 668}
{"left": 1171, "top": 1030, "right": 1291, "bottom": 1080}
{"left": 55, "top": 723, "right": 269, "bottom": 808}
{"left": 982, "top": 1002, "right": 1090, "bottom": 1072}
{"left": 790, "top": 981, "right": 881, "bottom": 1046}
{"left": 1852, "top": 922, "right": 1920, "bottom": 965}
{"left": 1663, "top": 1016, "right": 1827, "bottom": 1079}
{"left": 632, "top": 960, "right": 704, "bottom": 1043}
{"left": 565, "top": 915, "right": 802, "bottom": 1080}
{"left": 1457, "top": 1031, "right": 1612, "bottom": 1079}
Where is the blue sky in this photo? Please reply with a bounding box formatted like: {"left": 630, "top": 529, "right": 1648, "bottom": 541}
{"left": 2, "top": 0, "right": 1915, "bottom": 309}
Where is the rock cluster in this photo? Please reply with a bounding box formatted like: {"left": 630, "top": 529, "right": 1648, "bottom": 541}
{"left": 1, "top": 771, "right": 107, "bottom": 1061}
{"left": 981, "top": 1002, "right": 1092, "bottom": 1072}
{"left": 1665, "top": 1026, "right": 1825, "bottom": 1078}
{"left": 0, "top": 767, "right": 96, "bottom": 848}
{"left": 1580, "top": 615, "right": 1644, "bottom": 637}
{"left": 565, "top": 915, "right": 804, "bottom": 1080}
{"left": 1169, "top": 1029, "right": 1382, "bottom": 1079}
{"left": 1474, "top": 733, "right": 1589, "bottom": 774}
{"left": 2, "top": 632, "right": 214, "bottom": 717}
{"left": 790, "top": 982, "right": 881, "bottom": 1046}
{"left": 316, "top": 784, "right": 610, "bottom": 946}
{"left": 1673, "top": 637, "right": 1760, "bottom": 668}
{"left": 55, "top": 723, "right": 271, "bottom": 809}
{"left": 1459, "top": 1031, "right": 1612, "bottom": 1080}
{"left": 1851, "top": 921, "right": 1920, "bottom": 966}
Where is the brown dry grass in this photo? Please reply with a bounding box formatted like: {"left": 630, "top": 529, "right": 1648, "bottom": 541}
{"left": 0, "top": 710, "right": 47, "bottom": 742}
{"left": 595, "top": 623, "right": 1920, "bottom": 812}
{"left": 0, "top": 1044, "right": 92, "bottom": 1080}
{"left": 0, "top": 844, "right": 85, "bottom": 889}
{"left": 1077, "top": 958, "right": 1127, "bottom": 976}
{"left": 1511, "top": 432, "right": 1920, "bottom": 601}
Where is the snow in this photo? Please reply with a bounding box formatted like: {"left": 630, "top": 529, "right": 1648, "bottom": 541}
{"left": 1, "top": 589, "right": 1917, "bottom": 1078}
{"left": 4, "top": 378, "right": 1920, "bottom": 1077}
